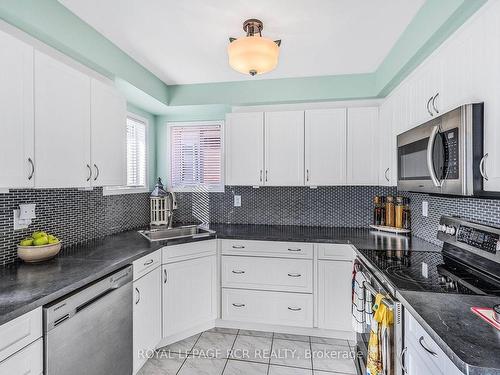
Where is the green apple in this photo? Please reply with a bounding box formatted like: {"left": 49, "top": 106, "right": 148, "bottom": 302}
{"left": 32, "top": 231, "right": 48, "bottom": 239}
{"left": 33, "top": 236, "right": 49, "bottom": 246}
{"left": 19, "top": 238, "right": 34, "bottom": 246}
{"left": 48, "top": 235, "right": 59, "bottom": 244}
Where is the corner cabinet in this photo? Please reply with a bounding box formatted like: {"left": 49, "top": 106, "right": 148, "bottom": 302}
{"left": 305, "top": 108, "right": 347, "bottom": 186}
{"left": 225, "top": 112, "right": 264, "bottom": 186}
{"left": 264, "top": 111, "right": 305, "bottom": 186}
{"left": 0, "top": 29, "right": 34, "bottom": 189}
{"left": 347, "top": 107, "right": 380, "bottom": 185}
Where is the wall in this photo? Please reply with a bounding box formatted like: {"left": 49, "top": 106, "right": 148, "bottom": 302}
{"left": 173, "top": 186, "right": 396, "bottom": 227}
{"left": 0, "top": 188, "right": 150, "bottom": 266}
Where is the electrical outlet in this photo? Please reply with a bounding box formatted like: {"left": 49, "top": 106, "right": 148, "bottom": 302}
{"left": 234, "top": 195, "right": 241, "bottom": 207}
{"left": 421, "top": 262, "right": 429, "bottom": 278}
{"left": 422, "top": 201, "right": 429, "bottom": 217}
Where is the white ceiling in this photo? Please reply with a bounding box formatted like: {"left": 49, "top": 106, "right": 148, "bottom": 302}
{"left": 60, "top": 0, "right": 425, "bottom": 85}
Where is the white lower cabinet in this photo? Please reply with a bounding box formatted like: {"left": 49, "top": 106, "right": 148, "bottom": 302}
{"left": 133, "top": 266, "right": 161, "bottom": 374}
{"left": 162, "top": 255, "right": 217, "bottom": 338}
{"left": 0, "top": 338, "right": 43, "bottom": 375}
{"left": 317, "top": 260, "right": 353, "bottom": 331}
{"left": 222, "top": 288, "right": 313, "bottom": 327}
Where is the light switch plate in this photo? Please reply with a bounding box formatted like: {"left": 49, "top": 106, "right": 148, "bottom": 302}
{"left": 13, "top": 210, "right": 30, "bottom": 230}
{"left": 421, "top": 262, "right": 429, "bottom": 278}
{"left": 234, "top": 195, "right": 241, "bottom": 207}
{"left": 422, "top": 201, "right": 429, "bottom": 217}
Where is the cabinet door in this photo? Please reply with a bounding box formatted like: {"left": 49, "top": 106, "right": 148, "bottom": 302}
{"left": 317, "top": 260, "right": 353, "bottom": 331}
{"left": 0, "top": 30, "right": 34, "bottom": 188}
{"left": 133, "top": 267, "right": 162, "bottom": 374}
{"left": 34, "top": 51, "right": 91, "bottom": 188}
{"left": 347, "top": 107, "right": 379, "bottom": 185}
{"left": 0, "top": 338, "right": 43, "bottom": 375}
{"left": 379, "top": 99, "right": 394, "bottom": 186}
{"left": 162, "top": 255, "right": 217, "bottom": 338}
{"left": 304, "top": 108, "right": 346, "bottom": 186}
{"left": 91, "top": 79, "right": 127, "bottom": 187}
{"left": 225, "top": 112, "right": 264, "bottom": 186}
{"left": 405, "top": 342, "right": 443, "bottom": 375}
{"left": 264, "top": 111, "right": 304, "bottom": 186}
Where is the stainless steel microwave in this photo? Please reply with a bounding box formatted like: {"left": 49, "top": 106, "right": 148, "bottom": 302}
{"left": 397, "top": 103, "right": 484, "bottom": 196}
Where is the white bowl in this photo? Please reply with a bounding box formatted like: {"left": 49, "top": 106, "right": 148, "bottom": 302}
{"left": 17, "top": 242, "right": 62, "bottom": 263}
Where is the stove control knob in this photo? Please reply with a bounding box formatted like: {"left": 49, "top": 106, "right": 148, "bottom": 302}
{"left": 438, "top": 224, "right": 447, "bottom": 232}
{"left": 446, "top": 226, "right": 457, "bottom": 235}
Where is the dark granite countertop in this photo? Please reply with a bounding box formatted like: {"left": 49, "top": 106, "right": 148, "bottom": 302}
{"left": 0, "top": 230, "right": 215, "bottom": 326}
{"left": 397, "top": 291, "right": 500, "bottom": 375}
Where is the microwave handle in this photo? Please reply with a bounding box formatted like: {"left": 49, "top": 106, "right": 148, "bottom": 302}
{"left": 427, "top": 125, "right": 441, "bottom": 187}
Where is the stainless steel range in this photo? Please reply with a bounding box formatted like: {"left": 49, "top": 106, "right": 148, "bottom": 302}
{"left": 354, "top": 216, "right": 500, "bottom": 375}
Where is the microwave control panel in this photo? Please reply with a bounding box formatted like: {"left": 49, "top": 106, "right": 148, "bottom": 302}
{"left": 442, "top": 128, "right": 459, "bottom": 179}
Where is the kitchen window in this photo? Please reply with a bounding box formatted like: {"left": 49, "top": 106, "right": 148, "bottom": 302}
{"left": 167, "top": 121, "right": 224, "bottom": 192}
{"left": 104, "top": 113, "right": 149, "bottom": 195}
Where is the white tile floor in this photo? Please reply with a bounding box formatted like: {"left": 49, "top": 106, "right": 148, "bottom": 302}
{"left": 138, "top": 328, "right": 357, "bottom": 375}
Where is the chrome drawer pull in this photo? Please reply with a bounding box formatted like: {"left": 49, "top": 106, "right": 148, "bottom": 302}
{"left": 232, "top": 303, "right": 245, "bottom": 308}
{"left": 419, "top": 336, "right": 438, "bottom": 357}
{"left": 232, "top": 270, "right": 245, "bottom": 274}
{"left": 288, "top": 307, "right": 302, "bottom": 311}
{"left": 144, "top": 259, "right": 154, "bottom": 266}
{"left": 288, "top": 248, "right": 302, "bottom": 252}
{"left": 232, "top": 245, "right": 245, "bottom": 249}
{"left": 287, "top": 273, "right": 301, "bottom": 277}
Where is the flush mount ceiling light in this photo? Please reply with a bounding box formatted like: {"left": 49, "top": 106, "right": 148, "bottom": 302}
{"left": 228, "top": 19, "right": 281, "bottom": 76}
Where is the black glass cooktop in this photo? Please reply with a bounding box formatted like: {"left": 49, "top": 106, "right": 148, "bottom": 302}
{"left": 359, "top": 249, "right": 500, "bottom": 296}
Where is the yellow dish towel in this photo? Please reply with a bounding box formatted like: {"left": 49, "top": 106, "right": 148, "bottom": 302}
{"left": 366, "top": 293, "right": 393, "bottom": 375}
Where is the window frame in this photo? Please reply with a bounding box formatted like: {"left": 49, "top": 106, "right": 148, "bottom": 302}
{"left": 103, "top": 112, "right": 150, "bottom": 196}
{"left": 166, "top": 120, "right": 225, "bottom": 193}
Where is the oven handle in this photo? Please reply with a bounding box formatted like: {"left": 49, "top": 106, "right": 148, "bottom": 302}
{"left": 427, "top": 125, "right": 442, "bottom": 187}
{"left": 362, "top": 280, "right": 394, "bottom": 310}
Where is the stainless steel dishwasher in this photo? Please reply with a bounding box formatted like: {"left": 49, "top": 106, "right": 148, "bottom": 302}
{"left": 44, "top": 266, "right": 133, "bottom": 375}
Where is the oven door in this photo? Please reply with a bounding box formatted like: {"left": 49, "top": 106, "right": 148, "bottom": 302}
{"left": 397, "top": 108, "right": 464, "bottom": 195}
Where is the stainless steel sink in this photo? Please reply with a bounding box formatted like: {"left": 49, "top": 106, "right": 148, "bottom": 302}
{"left": 138, "top": 225, "right": 214, "bottom": 242}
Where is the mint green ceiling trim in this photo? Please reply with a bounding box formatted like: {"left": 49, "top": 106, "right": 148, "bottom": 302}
{"left": 0, "top": 0, "right": 168, "bottom": 106}
{"left": 376, "top": 0, "right": 487, "bottom": 96}
{"left": 168, "top": 73, "right": 378, "bottom": 106}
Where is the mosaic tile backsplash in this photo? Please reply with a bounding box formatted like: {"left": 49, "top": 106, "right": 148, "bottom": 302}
{"left": 0, "top": 188, "right": 150, "bottom": 265}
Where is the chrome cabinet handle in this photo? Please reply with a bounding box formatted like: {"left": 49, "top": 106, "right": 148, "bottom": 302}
{"left": 27, "top": 158, "right": 35, "bottom": 180}
{"left": 232, "top": 303, "right": 245, "bottom": 308}
{"left": 260, "top": 170, "right": 263, "bottom": 182}
{"left": 480, "top": 153, "right": 489, "bottom": 181}
{"left": 265, "top": 170, "right": 268, "bottom": 182}
{"left": 288, "top": 273, "right": 301, "bottom": 277}
{"left": 288, "top": 307, "right": 302, "bottom": 311}
{"left": 232, "top": 270, "right": 245, "bottom": 274}
{"left": 86, "top": 164, "right": 92, "bottom": 182}
{"left": 419, "top": 336, "right": 438, "bottom": 357}
{"left": 399, "top": 347, "right": 408, "bottom": 373}
{"left": 163, "top": 269, "right": 168, "bottom": 284}
{"left": 306, "top": 169, "right": 310, "bottom": 182}
{"left": 232, "top": 245, "right": 245, "bottom": 249}
{"left": 426, "top": 125, "right": 441, "bottom": 187}
{"left": 144, "top": 259, "right": 154, "bottom": 266}
{"left": 426, "top": 97, "right": 433, "bottom": 116}
{"left": 93, "top": 164, "right": 100, "bottom": 181}
{"left": 432, "top": 93, "right": 440, "bottom": 114}
{"left": 384, "top": 168, "right": 390, "bottom": 182}
{"left": 135, "top": 287, "right": 140, "bottom": 305}
{"left": 288, "top": 248, "right": 302, "bottom": 252}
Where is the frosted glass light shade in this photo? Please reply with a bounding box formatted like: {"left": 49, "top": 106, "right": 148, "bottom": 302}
{"left": 228, "top": 36, "right": 279, "bottom": 75}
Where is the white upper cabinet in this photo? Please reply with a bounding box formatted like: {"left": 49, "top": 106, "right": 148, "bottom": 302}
{"left": 304, "top": 108, "right": 346, "bottom": 186}
{"left": 91, "top": 79, "right": 127, "bottom": 187}
{"left": 34, "top": 50, "right": 91, "bottom": 188}
{"left": 0, "top": 30, "right": 34, "bottom": 188}
{"left": 225, "top": 112, "right": 264, "bottom": 186}
{"left": 265, "top": 111, "right": 305, "bottom": 186}
{"left": 347, "top": 107, "right": 380, "bottom": 185}
{"left": 379, "top": 100, "right": 395, "bottom": 186}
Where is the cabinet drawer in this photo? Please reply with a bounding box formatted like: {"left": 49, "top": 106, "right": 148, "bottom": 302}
{"left": 0, "top": 307, "right": 42, "bottom": 362}
{"left": 405, "top": 311, "right": 446, "bottom": 372}
{"left": 162, "top": 239, "right": 216, "bottom": 263}
{"left": 221, "top": 239, "right": 313, "bottom": 259}
{"left": 133, "top": 249, "right": 161, "bottom": 281}
{"left": 222, "top": 288, "right": 313, "bottom": 327}
{"left": 222, "top": 256, "right": 312, "bottom": 293}
{"left": 317, "top": 243, "right": 355, "bottom": 261}
{"left": 0, "top": 338, "right": 42, "bottom": 375}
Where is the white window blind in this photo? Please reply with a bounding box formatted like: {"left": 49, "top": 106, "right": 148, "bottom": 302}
{"left": 126, "top": 116, "right": 147, "bottom": 187}
{"left": 169, "top": 122, "right": 223, "bottom": 191}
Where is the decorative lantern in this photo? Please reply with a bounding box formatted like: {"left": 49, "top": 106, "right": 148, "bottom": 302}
{"left": 150, "top": 178, "right": 168, "bottom": 226}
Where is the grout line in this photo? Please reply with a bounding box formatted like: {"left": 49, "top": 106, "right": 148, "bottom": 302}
{"left": 176, "top": 333, "right": 202, "bottom": 375}
{"left": 266, "top": 332, "right": 274, "bottom": 375}
{"left": 221, "top": 330, "right": 239, "bottom": 375}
